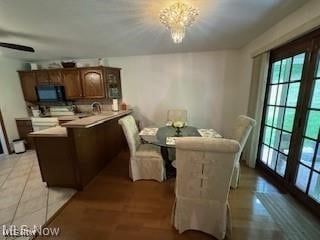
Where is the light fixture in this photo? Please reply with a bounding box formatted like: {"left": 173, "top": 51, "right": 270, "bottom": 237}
{"left": 160, "top": 2, "right": 199, "bottom": 44}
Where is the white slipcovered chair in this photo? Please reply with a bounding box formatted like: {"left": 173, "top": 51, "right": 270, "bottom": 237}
{"left": 230, "top": 115, "right": 256, "bottom": 189}
{"left": 172, "top": 137, "right": 241, "bottom": 239}
{"left": 118, "top": 115, "right": 166, "bottom": 182}
{"left": 167, "top": 109, "right": 188, "bottom": 125}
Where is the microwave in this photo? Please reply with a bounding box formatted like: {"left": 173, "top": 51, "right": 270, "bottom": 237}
{"left": 35, "top": 85, "right": 65, "bottom": 102}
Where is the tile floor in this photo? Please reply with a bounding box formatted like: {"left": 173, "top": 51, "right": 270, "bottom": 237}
{"left": 0, "top": 151, "right": 76, "bottom": 240}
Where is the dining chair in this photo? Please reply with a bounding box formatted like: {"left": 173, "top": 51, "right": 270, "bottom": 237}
{"left": 230, "top": 115, "right": 256, "bottom": 189}
{"left": 172, "top": 137, "right": 241, "bottom": 240}
{"left": 118, "top": 115, "right": 166, "bottom": 182}
{"left": 167, "top": 109, "right": 188, "bottom": 125}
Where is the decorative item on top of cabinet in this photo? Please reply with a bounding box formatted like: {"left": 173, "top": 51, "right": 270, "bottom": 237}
{"left": 61, "top": 69, "right": 83, "bottom": 100}
{"left": 106, "top": 67, "right": 122, "bottom": 99}
{"left": 48, "top": 69, "right": 63, "bottom": 85}
{"left": 19, "top": 71, "right": 38, "bottom": 102}
{"left": 35, "top": 70, "right": 50, "bottom": 85}
{"left": 81, "top": 68, "right": 105, "bottom": 98}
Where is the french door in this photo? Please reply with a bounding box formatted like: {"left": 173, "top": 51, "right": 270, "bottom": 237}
{"left": 258, "top": 29, "right": 320, "bottom": 215}
{"left": 295, "top": 41, "right": 320, "bottom": 203}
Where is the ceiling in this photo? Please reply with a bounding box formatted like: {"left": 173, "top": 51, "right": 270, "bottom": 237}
{"left": 0, "top": 0, "right": 308, "bottom": 61}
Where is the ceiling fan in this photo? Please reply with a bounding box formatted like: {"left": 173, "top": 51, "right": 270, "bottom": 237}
{"left": 0, "top": 42, "right": 34, "bottom": 52}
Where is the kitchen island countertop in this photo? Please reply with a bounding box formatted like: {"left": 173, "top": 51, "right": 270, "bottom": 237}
{"left": 29, "top": 126, "right": 68, "bottom": 137}
{"left": 62, "top": 110, "right": 132, "bottom": 128}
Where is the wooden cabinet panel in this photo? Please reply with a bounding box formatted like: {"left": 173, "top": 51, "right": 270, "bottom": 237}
{"left": 19, "top": 72, "right": 38, "bottom": 102}
{"left": 35, "top": 70, "right": 49, "bottom": 85}
{"left": 106, "top": 68, "right": 122, "bottom": 99}
{"left": 81, "top": 68, "right": 105, "bottom": 98}
{"left": 48, "top": 70, "right": 63, "bottom": 85}
{"left": 61, "top": 69, "right": 83, "bottom": 99}
{"left": 16, "top": 120, "right": 35, "bottom": 149}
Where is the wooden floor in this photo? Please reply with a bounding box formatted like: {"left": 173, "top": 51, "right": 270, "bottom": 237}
{"left": 37, "top": 150, "right": 286, "bottom": 240}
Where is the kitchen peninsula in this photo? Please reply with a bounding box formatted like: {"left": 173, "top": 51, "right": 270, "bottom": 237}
{"left": 30, "top": 110, "right": 131, "bottom": 190}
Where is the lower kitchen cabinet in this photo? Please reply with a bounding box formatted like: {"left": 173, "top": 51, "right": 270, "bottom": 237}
{"left": 16, "top": 119, "right": 35, "bottom": 149}
{"left": 30, "top": 115, "right": 127, "bottom": 190}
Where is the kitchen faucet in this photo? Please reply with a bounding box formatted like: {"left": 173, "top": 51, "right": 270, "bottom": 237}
{"left": 91, "top": 102, "right": 102, "bottom": 114}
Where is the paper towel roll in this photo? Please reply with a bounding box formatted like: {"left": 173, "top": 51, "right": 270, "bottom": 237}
{"left": 112, "top": 99, "right": 119, "bottom": 112}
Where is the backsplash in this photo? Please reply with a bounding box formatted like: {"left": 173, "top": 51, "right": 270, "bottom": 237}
{"left": 75, "top": 103, "right": 113, "bottom": 113}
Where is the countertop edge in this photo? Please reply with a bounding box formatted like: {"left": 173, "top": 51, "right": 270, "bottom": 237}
{"left": 62, "top": 110, "right": 132, "bottom": 128}
{"left": 29, "top": 126, "right": 68, "bottom": 138}
{"left": 29, "top": 133, "right": 68, "bottom": 138}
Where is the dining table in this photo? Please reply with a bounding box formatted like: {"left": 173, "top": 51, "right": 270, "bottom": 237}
{"left": 139, "top": 125, "right": 221, "bottom": 177}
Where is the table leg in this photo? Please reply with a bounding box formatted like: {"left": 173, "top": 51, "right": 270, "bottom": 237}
{"left": 161, "top": 146, "right": 176, "bottom": 178}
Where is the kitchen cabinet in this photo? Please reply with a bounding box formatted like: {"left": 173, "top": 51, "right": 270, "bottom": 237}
{"left": 81, "top": 68, "right": 105, "bottom": 98}
{"left": 48, "top": 70, "right": 63, "bottom": 85}
{"left": 19, "top": 71, "right": 38, "bottom": 102}
{"left": 61, "top": 69, "right": 83, "bottom": 99}
{"left": 106, "top": 67, "right": 122, "bottom": 99}
{"left": 16, "top": 119, "right": 35, "bottom": 149}
{"left": 35, "top": 70, "right": 50, "bottom": 85}
{"left": 18, "top": 66, "right": 122, "bottom": 102}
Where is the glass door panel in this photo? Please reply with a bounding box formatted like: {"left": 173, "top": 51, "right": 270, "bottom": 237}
{"left": 260, "top": 53, "right": 305, "bottom": 177}
{"left": 295, "top": 52, "right": 320, "bottom": 203}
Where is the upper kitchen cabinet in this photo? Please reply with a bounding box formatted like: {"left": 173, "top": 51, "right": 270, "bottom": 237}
{"left": 18, "top": 66, "right": 122, "bottom": 102}
{"left": 105, "top": 67, "right": 122, "bottom": 99}
{"left": 81, "top": 68, "right": 105, "bottom": 98}
{"left": 19, "top": 71, "right": 38, "bottom": 102}
{"left": 48, "top": 69, "right": 63, "bottom": 85}
{"left": 35, "top": 70, "right": 49, "bottom": 85}
{"left": 36, "top": 69, "right": 63, "bottom": 85}
{"left": 61, "top": 69, "right": 83, "bottom": 100}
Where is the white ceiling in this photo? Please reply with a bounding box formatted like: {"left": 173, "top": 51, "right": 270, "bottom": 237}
{"left": 0, "top": 0, "right": 308, "bottom": 61}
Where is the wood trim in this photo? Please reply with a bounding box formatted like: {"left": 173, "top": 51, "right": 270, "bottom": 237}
{"left": 0, "top": 109, "right": 11, "bottom": 154}
{"left": 270, "top": 27, "right": 320, "bottom": 61}
{"left": 251, "top": 20, "right": 320, "bottom": 58}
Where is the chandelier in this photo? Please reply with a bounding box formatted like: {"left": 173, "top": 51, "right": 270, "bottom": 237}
{"left": 160, "top": 2, "right": 199, "bottom": 44}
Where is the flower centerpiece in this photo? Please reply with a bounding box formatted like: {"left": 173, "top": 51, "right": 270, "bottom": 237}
{"left": 172, "top": 121, "right": 185, "bottom": 136}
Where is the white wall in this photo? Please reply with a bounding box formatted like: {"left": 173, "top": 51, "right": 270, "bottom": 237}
{"left": 39, "top": 51, "right": 245, "bottom": 136}
{"left": 0, "top": 56, "right": 28, "bottom": 146}
{"left": 105, "top": 51, "right": 243, "bottom": 135}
